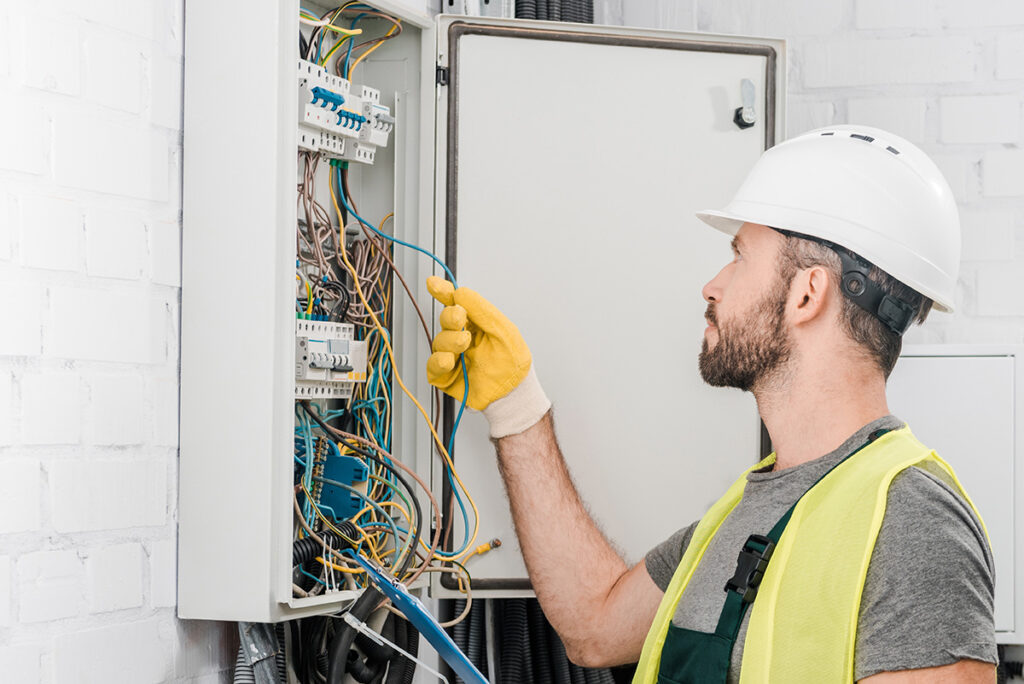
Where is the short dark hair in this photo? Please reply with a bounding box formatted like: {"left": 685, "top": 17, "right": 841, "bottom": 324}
{"left": 777, "top": 234, "right": 933, "bottom": 378}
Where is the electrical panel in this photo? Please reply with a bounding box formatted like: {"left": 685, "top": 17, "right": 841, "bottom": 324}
{"left": 179, "top": 0, "right": 785, "bottom": 627}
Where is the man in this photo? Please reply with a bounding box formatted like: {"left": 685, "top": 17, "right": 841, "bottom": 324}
{"left": 425, "top": 126, "right": 997, "bottom": 682}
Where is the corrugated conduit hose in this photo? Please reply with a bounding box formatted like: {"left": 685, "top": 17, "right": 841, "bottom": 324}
{"left": 232, "top": 644, "right": 256, "bottom": 684}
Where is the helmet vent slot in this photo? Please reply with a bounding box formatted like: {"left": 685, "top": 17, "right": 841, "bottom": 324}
{"left": 850, "top": 133, "right": 876, "bottom": 143}
{"left": 886, "top": 146, "right": 900, "bottom": 155}
{"left": 820, "top": 132, "right": 835, "bottom": 136}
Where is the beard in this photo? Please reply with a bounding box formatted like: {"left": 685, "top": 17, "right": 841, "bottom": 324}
{"left": 698, "top": 282, "right": 792, "bottom": 392}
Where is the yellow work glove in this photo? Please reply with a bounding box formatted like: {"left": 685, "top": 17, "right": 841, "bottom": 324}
{"left": 426, "top": 276, "right": 551, "bottom": 438}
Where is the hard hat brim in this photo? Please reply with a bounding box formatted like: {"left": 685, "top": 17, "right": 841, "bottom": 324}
{"left": 693, "top": 208, "right": 953, "bottom": 313}
{"left": 695, "top": 209, "right": 748, "bottom": 237}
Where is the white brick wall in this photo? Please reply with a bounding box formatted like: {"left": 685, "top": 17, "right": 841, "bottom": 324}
{"left": 4, "top": 0, "right": 1021, "bottom": 679}
{"left": 597, "top": 0, "right": 1024, "bottom": 350}
{"left": 0, "top": 0, "right": 232, "bottom": 681}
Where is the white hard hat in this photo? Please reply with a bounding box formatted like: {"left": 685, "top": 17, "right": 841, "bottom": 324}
{"left": 696, "top": 125, "right": 961, "bottom": 314}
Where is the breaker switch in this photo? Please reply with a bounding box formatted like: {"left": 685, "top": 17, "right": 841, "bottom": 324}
{"left": 338, "top": 109, "right": 366, "bottom": 130}
{"left": 310, "top": 86, "right": 346, "bottom": 110}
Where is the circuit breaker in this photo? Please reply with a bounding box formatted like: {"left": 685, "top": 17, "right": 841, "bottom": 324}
{"left": 179, "top": 1, "right": 784, "bottom": 622}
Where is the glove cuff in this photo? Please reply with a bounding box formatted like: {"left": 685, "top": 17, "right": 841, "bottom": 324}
{"left": 482, "top": 365, "right": 551, "bottom": 439}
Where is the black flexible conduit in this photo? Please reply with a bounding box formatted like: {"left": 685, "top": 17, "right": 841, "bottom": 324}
{"left": 292, "top": 523, "right": 359, "bottom": 565}
{"left": 550, "top": 629, "right": 572, "bottom": 684}
{"left": 400, "top": 619, "right": 419, "bottom": 684}
{"left": 499, "top": 599, "right": 530, "bottom": 683}
{"left": 466, "top": 599, "right": 486, "bottom": 676}
{"left": 515, "top": 0, "right": 537, "bottom": 20}
{"left": 383, "top": 615, "right": 407, "bottom": 684}
{"left": 528, "top": 600, "right": 554, "bottom": 684}
{"left": 326, "top": 588, "right": 383, "bottom": 684}
{"left": 515, "top": 0, "right": 592, "bottom": 21}
{"left": 232, "top": 644, "right": 256, "bottom": 684}
{"left": 481, "top": 598, "right": 619, "bottom": 684}
{"left": 275, "top": 623, "right": 287, "bottom": 683}
{"left": 453, "top": 598, "right": 470, "bottom": 682}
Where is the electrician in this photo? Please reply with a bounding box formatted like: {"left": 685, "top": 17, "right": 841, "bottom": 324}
{"left": 425, "top": 125, "right": 996, "bottom": 683}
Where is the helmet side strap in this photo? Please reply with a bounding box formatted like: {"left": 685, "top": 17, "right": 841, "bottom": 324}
{"left": 773, "top": 227, "right": 916, "bottom": 336}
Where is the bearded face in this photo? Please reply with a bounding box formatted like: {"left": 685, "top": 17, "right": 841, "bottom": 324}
{"left": 698, "top": 273, "right": 793, "bottom": 392}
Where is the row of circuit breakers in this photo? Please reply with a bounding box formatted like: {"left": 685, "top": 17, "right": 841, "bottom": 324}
{"left": 294, "top": 58, "right": 393, "bottom": 399}
{"left": 297, "top": 58, "right": 394, "bottom": 163}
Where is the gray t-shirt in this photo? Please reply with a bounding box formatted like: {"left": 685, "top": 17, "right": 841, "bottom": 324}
{"left": 644, "top": 416, "right": 996, "bottom": 681}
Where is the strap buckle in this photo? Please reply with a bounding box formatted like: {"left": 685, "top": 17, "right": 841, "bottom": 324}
{"left": 724, "top": 534, "right": 775, "bottom": 603}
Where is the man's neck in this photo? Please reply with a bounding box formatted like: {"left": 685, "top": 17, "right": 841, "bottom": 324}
{"left": 754, "top": 358, "right": 890, "bottom": 471}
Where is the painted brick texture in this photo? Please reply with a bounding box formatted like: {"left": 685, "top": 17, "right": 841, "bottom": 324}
{"left": 596, "top": 0, "right": 1024, "bottom": 346}
{"left": 0, "top": 0, "right": 231, "bottom": 681}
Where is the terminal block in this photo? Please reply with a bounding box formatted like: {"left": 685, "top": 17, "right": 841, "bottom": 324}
{"left": 295, "top": 317, "right": 369, "bottom": 399}
{"left": 319, "top": 452, "right": 369, "bottom": 521}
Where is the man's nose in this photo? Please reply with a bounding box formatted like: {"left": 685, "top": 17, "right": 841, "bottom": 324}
{"left": 702, "top": 265, "right": 728, "bottom": 303}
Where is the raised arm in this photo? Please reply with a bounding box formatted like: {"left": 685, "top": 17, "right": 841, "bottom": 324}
{"left": 425, "top": 277, "right": 662, "bottom": 666}
{"left": 495, "top": 411, "right": 663, "bottom": 666}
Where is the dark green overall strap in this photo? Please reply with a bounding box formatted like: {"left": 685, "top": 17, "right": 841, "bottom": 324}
{"left": 712, "top": 428, "right": 892, "bottom": 642}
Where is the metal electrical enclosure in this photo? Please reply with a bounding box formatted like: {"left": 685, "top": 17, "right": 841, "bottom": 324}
{"left": 179, "top": 3, "right": 784, "bottom": 621}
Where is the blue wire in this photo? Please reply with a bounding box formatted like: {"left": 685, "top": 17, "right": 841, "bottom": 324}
{"left": 341, "top": 14, "right": 367, "bottom": 76}
{"left": 334, "top": 164, "right": 475, "bottom": 556}
{"left": 298, "top": 565, "right": 327, "bottom": 586}
{"left": 335, "top": 164, "right": 456, "bottom": 284}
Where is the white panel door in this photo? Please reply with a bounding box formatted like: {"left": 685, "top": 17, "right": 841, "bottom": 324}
{"left": 888, "top": 349, "right": 1018, "bottom": 636}
{"left": 433, "top": 18, "right": 782, "bottom": 593}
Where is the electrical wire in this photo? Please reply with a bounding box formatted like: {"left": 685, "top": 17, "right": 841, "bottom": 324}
{"left": 327, "top": 168, "right": 481, "bottom": 563}
{"left": 335, "top": 169, "right": 473, "bottom": 559}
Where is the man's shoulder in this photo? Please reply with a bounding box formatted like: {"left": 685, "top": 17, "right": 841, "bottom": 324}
{"left": 854, "top": 462, "right": 997, "bottom": 679}
{"left": 885, "top": 461, "right": 987, "bottom": 535}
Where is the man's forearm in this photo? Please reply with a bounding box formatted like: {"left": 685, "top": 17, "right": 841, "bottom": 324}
{"left": 494, "top": 411, "right": 629, "bottom": 652}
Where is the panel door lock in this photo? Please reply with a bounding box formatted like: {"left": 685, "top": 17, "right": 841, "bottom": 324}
{"left": 733, "top": 79, "right": 756, "bottom": 130}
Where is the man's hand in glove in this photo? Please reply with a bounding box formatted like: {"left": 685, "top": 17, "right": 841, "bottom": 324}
{"left": 425, "top": 276, "right": 551, "bottom": 438}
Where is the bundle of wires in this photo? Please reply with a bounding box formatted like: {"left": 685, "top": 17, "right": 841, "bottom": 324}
{"left": 291, "top": 7, "right": 505, "bottom": 680}
{"left": 300, "top": 3, "right": 403, "bottom": 80}
{"left": 291, "top": 144, "right": 486, "bottom": 682}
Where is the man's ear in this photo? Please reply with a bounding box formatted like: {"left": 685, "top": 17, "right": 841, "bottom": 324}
{"left": 789, "top": 265, "right": 833, "bottom": 326}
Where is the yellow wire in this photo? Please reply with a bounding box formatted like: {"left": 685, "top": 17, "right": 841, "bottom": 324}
{"left": 314, "top": 555, "right": 363, "bottom": 574}
{"left": 377, "top": 499, "right": 413, "bottom": 528}
{"left": 301, "top": 19, "right": 363, "bottom": 37}
{"left": 314, "top": 2, "right": 367, "bottom": 68}
{"left": 296, "top": 274, "right": 314, "bottom": 315}
{"left": 316, "top": 555, "right": 363, "bottom": 573}
{"left": 346, "top": 21, "right": 399, "bottom": 79}
{"left": 327, "top": 175, "right": 481, "bottom": 561}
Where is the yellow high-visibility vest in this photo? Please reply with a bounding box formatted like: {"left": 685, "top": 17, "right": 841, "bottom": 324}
{"left": 633, "top": 427, "right": 988, "bottom": 683}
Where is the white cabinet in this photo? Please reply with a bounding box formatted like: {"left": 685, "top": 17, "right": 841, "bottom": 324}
{"left": 178, "top": 2, "right": 784, "bottom": 620}
{"left": 888, "top": 345, "right": 1023, "bottom": 642}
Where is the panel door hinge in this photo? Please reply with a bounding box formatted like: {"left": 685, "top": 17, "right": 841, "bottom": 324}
{"left": 436, "top": 66, "right": 450, "bottom": 86}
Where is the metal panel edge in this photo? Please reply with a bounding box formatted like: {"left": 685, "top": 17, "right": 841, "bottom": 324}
{"left": 179, "top": 0, "right": 295, "bottom": 621}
